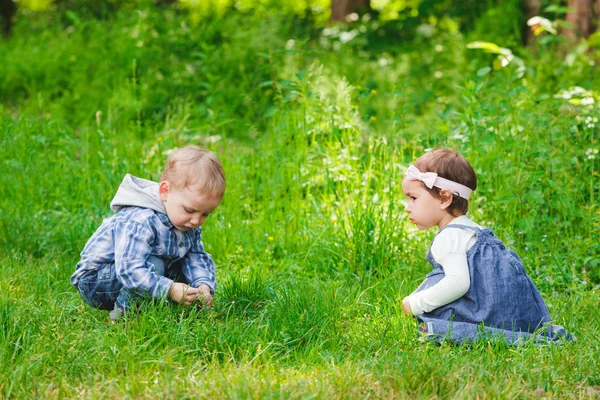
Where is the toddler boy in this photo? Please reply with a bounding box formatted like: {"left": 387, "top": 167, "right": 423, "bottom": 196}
{"left": 71, "top": 145, "right": 225, "bottom": 320}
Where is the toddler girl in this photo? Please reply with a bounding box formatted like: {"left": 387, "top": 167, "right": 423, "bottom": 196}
{"left": 401, "top": 148, "right": 572, "bottom": 344}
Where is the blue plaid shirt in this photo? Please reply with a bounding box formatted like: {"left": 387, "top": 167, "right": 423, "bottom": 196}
{"left": 71, "top": 206, "right": 217, "bottom": 299}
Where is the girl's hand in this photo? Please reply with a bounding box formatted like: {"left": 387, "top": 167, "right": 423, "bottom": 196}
{"left": 169, "top": 282, "right": 202, "bottom": 306}
{"left": 402, "top": 298, "right": 413, "bottom": 316}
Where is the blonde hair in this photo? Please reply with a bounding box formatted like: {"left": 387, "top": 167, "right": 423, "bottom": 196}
{"left": 160, "top": 146, "right": 226, "bottom": 199}
{"left": 413, "top": 148, "right": 477, "bottom": 216}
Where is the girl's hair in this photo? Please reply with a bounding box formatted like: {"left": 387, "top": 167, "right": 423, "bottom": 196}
{"left": 160, "top": 146, "right": 226, "bottom": 199}
{"left": 413, "top": 148, "right": 477, "bottom": 216}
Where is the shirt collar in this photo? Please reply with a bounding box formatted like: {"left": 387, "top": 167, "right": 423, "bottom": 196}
{"left": 156, "top": 211, "right": 175, "bottom": 229}
{"left": 155, "top": 211, "right": 201, "bottom": 237}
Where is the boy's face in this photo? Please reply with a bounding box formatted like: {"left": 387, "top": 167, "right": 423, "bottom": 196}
{"left": 159, "top": 181, "right": 221, "bottom": 232}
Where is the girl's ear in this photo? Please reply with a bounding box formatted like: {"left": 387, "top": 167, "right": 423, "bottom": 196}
{"left": 439, "top": 189, "right": 453, "bottom": 210}
{"left": 158, "top": 181, "right": 171, "bottom": 202}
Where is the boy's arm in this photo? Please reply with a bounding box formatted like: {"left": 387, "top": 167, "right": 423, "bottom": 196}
{"left": 182, "top": 228, "right": 217, "bottom": 295}
{"left": 113, "top": 221, "right": 174, "bottom": 299}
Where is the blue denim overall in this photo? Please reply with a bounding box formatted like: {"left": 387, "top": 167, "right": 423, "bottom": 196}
{"left": 76, "top": 256, "right": 183, "bottom": 312}
{"left": 414, "top": 225, "right": 573, "bottom": 345}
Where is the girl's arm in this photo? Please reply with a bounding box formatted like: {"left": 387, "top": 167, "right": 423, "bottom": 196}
{"left": 404, "top": 252, "right": 471, "bottom": 315}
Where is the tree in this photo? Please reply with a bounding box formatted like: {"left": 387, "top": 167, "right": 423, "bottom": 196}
{"left": 523, "top": 0, "right": 541, "bottom": 44}
{"left": 331, "top": 0, "right": 371, "bottom": 22}
{"left": 564, "top": 0, "right": 600, "bottom": 39}
{"left": 0, "top": 0, "right": 16, "bottom": 36}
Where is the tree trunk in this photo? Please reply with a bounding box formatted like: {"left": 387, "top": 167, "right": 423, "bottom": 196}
{"left": 331, "top": 0, "right": 371, "bottom": 22}
{"left": 523, "top": 0, "right": 541, "bottom": 44}
{"left": 565, "top": 0, "right": 594, "bottom": 39}
{"left": 155, "top": 0, "right": 177, "bottom": 6}
{"left": 0, "top": 0, "right": 16, "bottom": 36}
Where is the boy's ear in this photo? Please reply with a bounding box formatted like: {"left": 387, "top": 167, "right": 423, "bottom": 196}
{"left": 158, "top": 181, "right": 171, "bottom": 202}
{"left": 439, "top": 189, "right": 453, "bottom": 210}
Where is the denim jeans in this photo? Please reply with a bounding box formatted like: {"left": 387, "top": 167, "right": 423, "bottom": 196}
{"left": 76, "top": 256, "right": 183, "bottom": 311}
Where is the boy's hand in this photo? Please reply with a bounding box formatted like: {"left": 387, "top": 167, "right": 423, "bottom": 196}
{"left": 169, "top": 282, "right": 202, "bottom": 306}
{"left": 195, "top": 284, "right": 214, "bottom": 309}
{"left": 402, "top": 297, "right": 413, "bottom": 316}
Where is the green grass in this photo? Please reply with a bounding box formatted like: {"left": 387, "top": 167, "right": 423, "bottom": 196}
{"left": 1, "top": 2, "right": 599, "bottom": 398}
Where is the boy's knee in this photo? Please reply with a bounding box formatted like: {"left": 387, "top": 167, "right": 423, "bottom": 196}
{"left": 165, "top": 258, "right": 186, "bottom": 282}
{"left": 77, "top": 264, "right": 122, "bottom": 310}
{"left": 147, "top": 255, "right": 166, "bottom": 276}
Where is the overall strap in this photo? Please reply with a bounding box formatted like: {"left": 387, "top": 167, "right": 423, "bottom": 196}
{"left": 427, "top": 223, "right": 484, "bottom": 265}
{"left": 436, "top": 223, "right": 483, "bottom": 236}
{"left": 436, "top": 223, "right": 503, "bottom": 248}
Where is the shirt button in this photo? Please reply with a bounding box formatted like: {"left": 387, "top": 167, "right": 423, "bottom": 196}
{"left": 179, "top": 242, "right": 184, "bottom": 247}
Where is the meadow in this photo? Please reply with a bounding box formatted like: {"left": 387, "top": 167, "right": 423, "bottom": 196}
{"left": 1, "top": 1, "right": 599, "bottom": 398}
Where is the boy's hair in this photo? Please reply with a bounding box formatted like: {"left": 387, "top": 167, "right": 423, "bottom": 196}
{"left": 160, "top": 146, "right": 226, "bottom": 199}
{"left": 413, "top": 148, "right": 477, "bottom": 216}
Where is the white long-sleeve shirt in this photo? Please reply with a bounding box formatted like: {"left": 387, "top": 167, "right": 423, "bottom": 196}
{"left": 406, "top": 216, "right": 481, "bottom": 316}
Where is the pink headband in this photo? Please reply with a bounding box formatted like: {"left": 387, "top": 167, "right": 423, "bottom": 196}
{"left": 405, "top": 164, "right": 473, "bottom": 200}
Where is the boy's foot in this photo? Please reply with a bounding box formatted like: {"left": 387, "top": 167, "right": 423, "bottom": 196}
{"left": 109, "top": 303, "right": 125, "bottom": 322}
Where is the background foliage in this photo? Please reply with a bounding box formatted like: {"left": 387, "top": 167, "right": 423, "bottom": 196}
{"left": 1, "top": 0, "right": 599, "bottom": 398}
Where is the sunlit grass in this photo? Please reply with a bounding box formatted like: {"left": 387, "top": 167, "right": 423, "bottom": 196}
{"left": 1, "top": 2, "right": 599, "bottom": 398}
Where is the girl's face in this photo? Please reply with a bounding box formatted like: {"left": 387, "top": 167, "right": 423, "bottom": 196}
{"left": 159, "top": 181, "right": 221, "bottom": 232}
{"left": 401, "top": 178, "right": 455, "bottom": 230}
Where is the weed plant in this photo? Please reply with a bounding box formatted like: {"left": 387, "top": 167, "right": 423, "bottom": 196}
{"left": 0, "top": 2, "right": 599, "bottom": 398}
